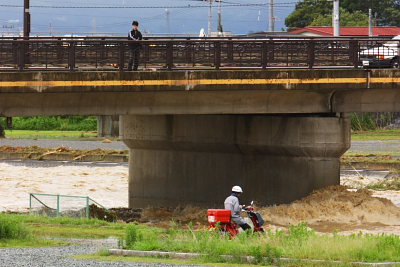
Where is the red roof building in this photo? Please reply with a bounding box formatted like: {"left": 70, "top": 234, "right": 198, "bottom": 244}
{"left": 289, "top": 27, "right": 400, "bottom": 37}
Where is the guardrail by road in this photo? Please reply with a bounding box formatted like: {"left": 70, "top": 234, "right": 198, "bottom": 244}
{"left": 0, "top": 37, "right": 398, "bottom": 71}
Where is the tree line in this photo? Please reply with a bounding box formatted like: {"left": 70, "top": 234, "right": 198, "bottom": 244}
{"left": 285, "top": 0, "right": 400, "bottom": 29}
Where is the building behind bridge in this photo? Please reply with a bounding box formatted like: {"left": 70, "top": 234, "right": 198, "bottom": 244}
{"left": 289, "top": 26, "right": 400, "bottom": 37}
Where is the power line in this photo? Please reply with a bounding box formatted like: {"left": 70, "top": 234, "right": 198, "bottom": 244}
{"left": 0, "top": 3, "right": 271, "bottom": 9}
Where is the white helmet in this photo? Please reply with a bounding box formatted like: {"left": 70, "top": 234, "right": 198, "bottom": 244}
{"left": 232, "top": 186, "right": 243, "bottom": 193}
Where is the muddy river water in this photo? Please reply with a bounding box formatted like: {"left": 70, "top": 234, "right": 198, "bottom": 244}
{"left": 1, "top": 160, "right": 399, "bottom": 211}
{"left": 0, "top": 160, "right": 128, "bottom": 212}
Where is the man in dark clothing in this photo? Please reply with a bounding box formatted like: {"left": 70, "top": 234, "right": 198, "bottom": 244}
{"left": 127, "top": 21, "right": 143, "bottom": 71}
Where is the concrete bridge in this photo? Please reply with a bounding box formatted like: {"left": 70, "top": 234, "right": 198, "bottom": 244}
{"left": 1, "top": 69, "right": 400, "bottom": 207}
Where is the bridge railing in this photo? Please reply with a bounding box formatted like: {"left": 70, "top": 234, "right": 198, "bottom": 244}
{"left": 0, "top": 38, "right": 398, "bottom": 71}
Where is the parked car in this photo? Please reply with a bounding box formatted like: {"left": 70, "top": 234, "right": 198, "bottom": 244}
{"left": 360, "top": 35, "right": 400, "bottom": 68}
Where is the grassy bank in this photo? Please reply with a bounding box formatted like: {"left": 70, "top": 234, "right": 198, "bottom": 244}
{"left": 351, "top": 129, "right": 400, "bottom": 141}
{"left": 4, "top": 130, "right": 98, "bottom": 139}
{"left": 15, "top": 214, "right": 126, "bottom": 239}
{"left": 120, "top": 223, "right": 400, "bottom": 264}
{"left": 1, "top": 214, "right": 400, "bottom": 265}
{"left": 0, "top": 213, "right": 64, "bottom": 248}
{"left": 0, "top": 214, "right": 126, "bottom": 248}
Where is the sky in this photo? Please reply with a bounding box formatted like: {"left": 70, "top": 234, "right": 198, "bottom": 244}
{"left": 0, "top": 0, "right": 298, "bottom": 36}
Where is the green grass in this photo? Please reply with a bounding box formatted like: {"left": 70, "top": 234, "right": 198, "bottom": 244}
{"left": 30, "top": 225, "right": 125, "bottom": 239}
{"left": 4, "top": 130, "right": 98, "bottom": 140}
{"left": 0, "top": 238, "right": 65, "bottom": 248}
{"left": 351, "top": 129, "right": 400, "bottom": 141}
{"left": 366, "top": 176, "right": 400, "bottom": 190}
{"left": 120, "top": 223, "right": 400, "bottom": 264}
{"left": 2, "top": 213, "right": 400, "bottom": 265}
{"left": 74, "top": 255, "right": 362, "bottom": 267}
{"left": 341, "top": 152, "right": 400, "bottom": 165}
{"left": 2, "top": 214, "right": 126, "bottom": 240}
{"left": 0, "top": 213, "right": 66, "bottom": 248}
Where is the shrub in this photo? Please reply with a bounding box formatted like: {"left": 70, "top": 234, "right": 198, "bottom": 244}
{"left": 0, "top": 214, "right": 30, "bottom": 240}
{"left": 125, "top": 224, "right": 143, "bottom": 248}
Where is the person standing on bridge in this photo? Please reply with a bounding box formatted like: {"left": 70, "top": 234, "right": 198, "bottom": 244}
{"left": 127, "top": 21, "right": 143, "bottom": 71}
{"left": 224, "top": 186, "right": 251, "bottom": 231}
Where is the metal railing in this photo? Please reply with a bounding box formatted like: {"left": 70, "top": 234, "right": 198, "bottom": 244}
{"left": 0, "top": 37, "right": 398, "bottom": 71}
{"left": 29, "top": 192, "right": 108, "bottom": 219}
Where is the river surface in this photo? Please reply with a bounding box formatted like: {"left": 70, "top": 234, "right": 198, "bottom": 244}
{"left": 0, "top": 160, "right": 128, "bottom": 212}
{"left": 0, "top": 159, "right": 399, "bottom": 213}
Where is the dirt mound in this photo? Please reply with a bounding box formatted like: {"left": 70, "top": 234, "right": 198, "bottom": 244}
{"left": 140, "top": 206, "right": 208, "bottom": 226}
{"left": 91, "top": 186, "right": 400, "bottom": 231}
{"left": 110, "top": 208, "right": 142, "bottom": 223}
{"left": 89, "top": 204, "right": 117, "bottom": 222}
{"left": 259, "top": 185, "right": 400, "bottom": 226}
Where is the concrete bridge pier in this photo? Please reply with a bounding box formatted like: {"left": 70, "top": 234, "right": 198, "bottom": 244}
{"left": 121, "top": 114, "right": 350, "bottom": 208}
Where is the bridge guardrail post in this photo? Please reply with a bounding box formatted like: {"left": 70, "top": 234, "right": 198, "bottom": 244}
{"left": 262, "top": 41, "right": 268, "bottom": 69}
{"left": 185, "top": 38, "right": 193, "bottom": 66}
{"left": 118, "top": 42, "right": 125, "bottom": 72}
{"left": 166, "top": 42, "right": 173, "bottom": 70}
{"left": 100, "top": 37, "right": 106, "bottom": 64}
{"left": 57, "top": 38, "right": 63, "bottom": 64}
{"left": 307, "top": 40, "right": 315, "bottom": 69}
{"left": 68, "top": 41, "right": 75, "bottom": 71}
{"left": 396, "top": 42, "right": 400, "bottom": 68}
{"left": 227, "top": 38, "right": 234, "bottom": 62}
{"left": 17, "top": 42, "right": 25, "bottom": 71}
{"left": 349, "top": 40, "right": 359, "bottom": 69}
{"left": 214, "top": 41, "right": 221, "bottom": 70}
{"left": 12, "top": 38, "right": 18, "bottom": 67}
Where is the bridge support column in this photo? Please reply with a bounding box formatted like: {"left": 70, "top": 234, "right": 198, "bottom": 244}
{"left": 121, "top": 114, "right": 350, "bottom": 208}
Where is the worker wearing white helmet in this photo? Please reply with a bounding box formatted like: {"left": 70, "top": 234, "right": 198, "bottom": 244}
{"left": 224, "top": 185, "right": 251, "bottom": 231}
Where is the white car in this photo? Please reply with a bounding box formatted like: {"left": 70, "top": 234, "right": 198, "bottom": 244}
{"left": 360, "top": 35, "right": 400, "bottom": 68}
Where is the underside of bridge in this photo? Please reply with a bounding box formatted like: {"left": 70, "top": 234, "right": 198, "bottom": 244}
{"left": 121, "top": 114, "right": 350, "bottom": 207}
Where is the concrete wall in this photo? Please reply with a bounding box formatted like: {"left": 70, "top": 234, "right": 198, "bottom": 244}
{"left": 97, "top": 115, "right": 119, "bottom": 137}
{"left": 122, "top": 114, "right": 350, "bottom": 208}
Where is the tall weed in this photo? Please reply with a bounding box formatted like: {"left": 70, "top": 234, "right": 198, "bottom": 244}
{"left": 0, "top": 214, "right": 30, "bottom": 240}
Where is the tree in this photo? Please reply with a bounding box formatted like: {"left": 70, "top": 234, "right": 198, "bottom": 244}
{"left": 310, "top": 8, "right": 369, "bottom": 27}
{"left": 285, "top": 0, "right": 332, "bottom": 29}
{"left": 286, "top": 0, "right": 400, "bottom": 28}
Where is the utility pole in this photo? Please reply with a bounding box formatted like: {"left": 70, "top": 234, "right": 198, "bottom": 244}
{"left": 23, "top": 0, "right": 30, "bottom": 38}
{"left": 217, "top": 0, "right": 223, "bottom": 34}
{"left": 368, "top": 8, "right": 373, "bottom": 37}
{"left": 165, "top": 9, "right": 171, "bottom": 34}
{"left": 268, "top": 0, "right": 274, "bottom": 32}
{"left": 332, "top": 0, "right": 340, "bottom": 36}
{"left": 208, "top": 0, "right": 213, "bottom": 36}
{"left": 92, "top": 17, "right": 97, "bottom": 34}
{"left": 48, "top": 22, "right": 53, "bottom": 36}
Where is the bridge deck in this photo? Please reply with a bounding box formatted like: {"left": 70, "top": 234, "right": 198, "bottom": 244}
{"left": 0, "top": 69, "right": 399, "bottom": 116}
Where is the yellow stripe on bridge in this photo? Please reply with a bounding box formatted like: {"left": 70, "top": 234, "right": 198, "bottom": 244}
{"left": 0, "top": 77, "right": 399, "bottom": 87}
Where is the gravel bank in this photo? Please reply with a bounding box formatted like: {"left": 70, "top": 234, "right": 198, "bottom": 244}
{"left": 0, "top": 238, "right": 204, "bottom": 267}
{"left": 0, "top": 139, "right": 128, "bottom": 150}
{"left": 1, "top": 139, "right": 399, "bottom": 153}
